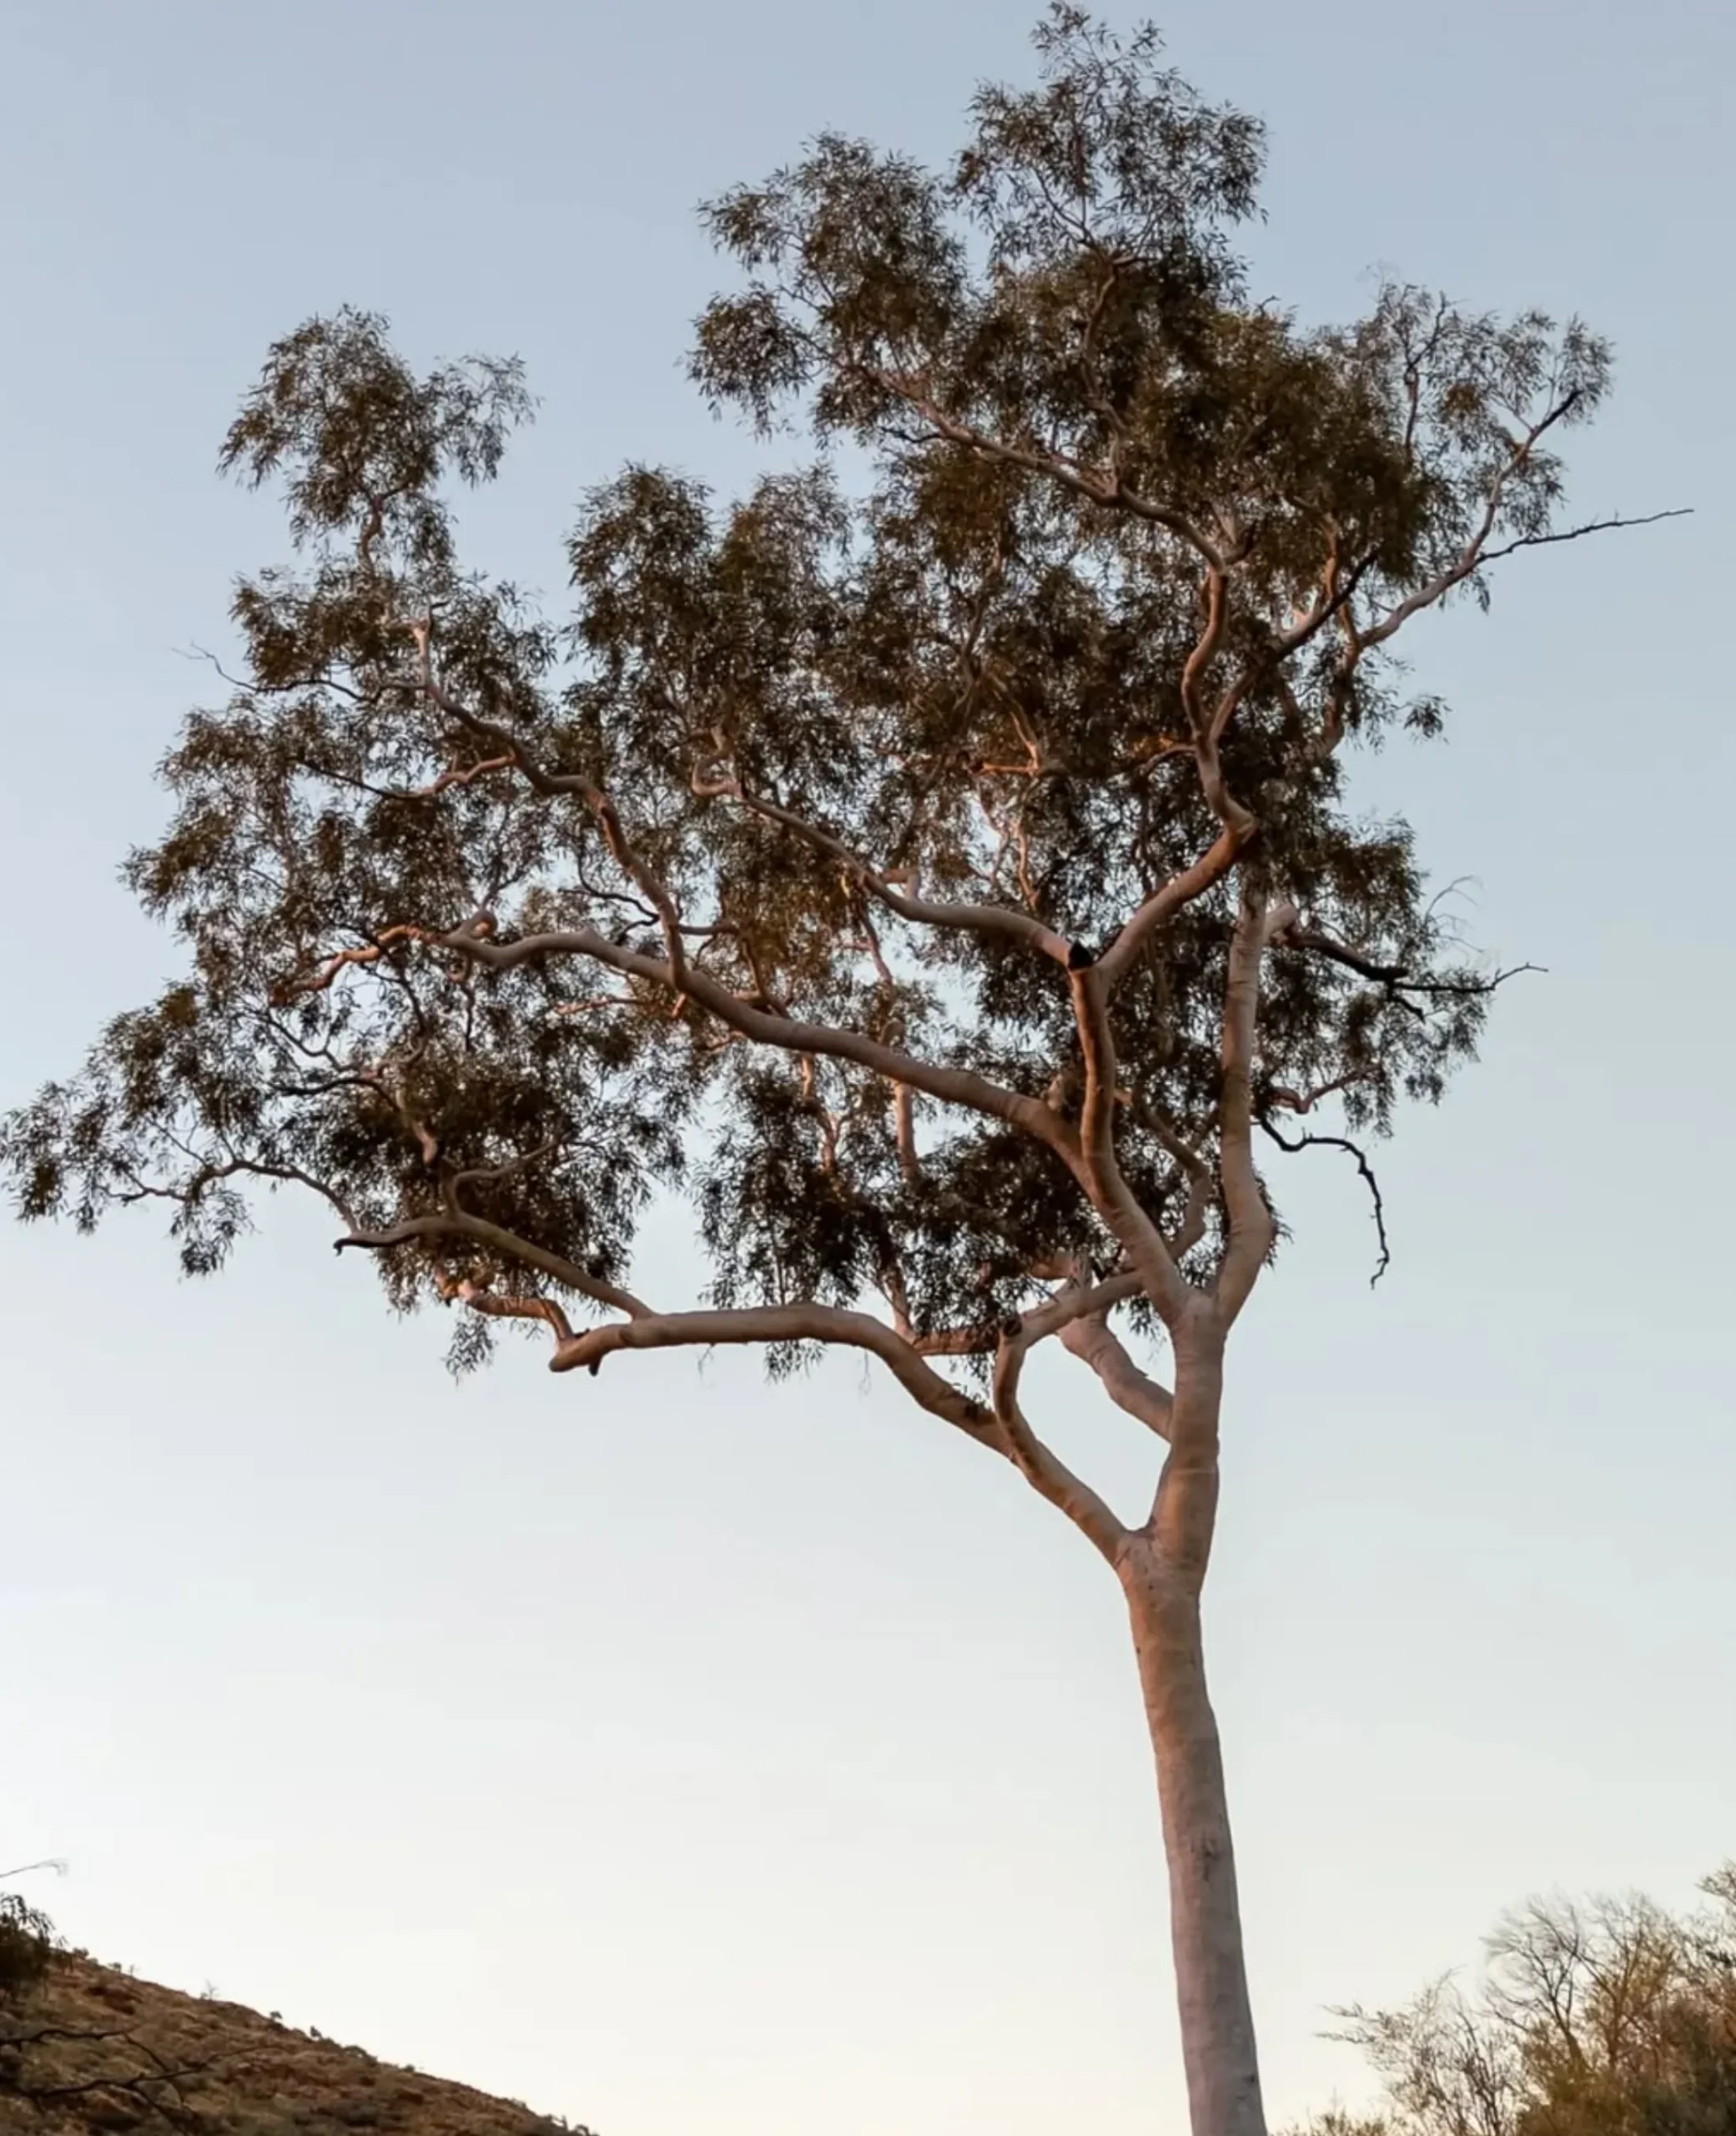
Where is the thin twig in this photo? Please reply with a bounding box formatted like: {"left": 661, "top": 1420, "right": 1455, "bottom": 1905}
{"left": 1260, "top": 1117, "right": 1391, "bottom": 1286}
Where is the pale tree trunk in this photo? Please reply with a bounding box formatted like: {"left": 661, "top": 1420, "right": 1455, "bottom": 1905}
{"left": 1122, "top": 1332, "right": 1266, "bottom": 2136}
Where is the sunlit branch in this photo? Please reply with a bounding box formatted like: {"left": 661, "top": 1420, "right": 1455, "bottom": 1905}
{"left": 438, "top": 919, "right": 1069, "bottom": 1151}
{"left": 1266, "top": 1071, "right": 1370, "bottom": 1116}
{"left": 1059, "top": 1311, "right": 1175, "bottom": 1441}
{"left": 334, "top": 1208, "right": 650, "bottom": 1318}
{"left": 1069, "top": 962, "right": 1194, "bottom": 1328}
{"left": 438, "top": 1273, "right": 576, "bottom": 1347}
{"left": 1115, "top": 1091, "right": 1214, "bottom": 1261}
{"left": 547, "top": 1302, "right": 997, "bottom": 1447}
{"left": 692, "top": 765, "right": 1071, "bottom": 962}
{"left": 1214, "top": 881, "right": 1286, "bottom": 1322}
{"left": 1095, "top": 823, "right": 1250, "bottom": 992}
{"left": 991, "top": 1326, "right": 1128, "bottom": 1562}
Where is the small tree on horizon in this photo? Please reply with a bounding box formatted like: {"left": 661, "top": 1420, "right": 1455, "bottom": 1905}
{"left": 1286, "top": 1862, "right": 1736, "bottom": 2136}
{"left": 1, "top": 13, "right": 1673, "bottom": 2134}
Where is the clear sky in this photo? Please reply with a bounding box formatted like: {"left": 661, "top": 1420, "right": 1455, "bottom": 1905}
{"left": 1, "top": 2, "right": 1730, "bottom": 2131}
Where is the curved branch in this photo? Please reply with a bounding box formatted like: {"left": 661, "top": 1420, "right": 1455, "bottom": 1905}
{"left": 400, "top": 618, "right": 695, "bottom": 978}
{"left": 991, "top": 1328, "right": 1129, "bottom": 1564}
{"left": 1059, "top": 1314, "right": 1175, "bottom": 1441}
{"left": 547, "top": 1302, "right": 999, "bottom": 1450}
{"left": 1358, "top": 389, "right": 1604, "bottom": 650}
{"left": 443, "top": 921, "right": 1069, "bottom": 1151}
{"left": 1260, "top": 1117, "right": 1391, "bottom": 1287}
{"left": 878, "top": 375, "right": 1226, "bottom": 567}
{"left": 692, "top": 769, "right": 1071, "bottom": 963}
{"left": 439, "top": 1274, "right": 577, "bottom": 1346}
{"left": 334, "top": 1209, "right": 650, "bottom": 1318}
{"left": 113, "top": 1156, "right": 359, "bottom": 1232}
{"left": 1094, "top": 822, "right": 1250, "bottom": 992}
{"left": 1275, "top": 922, "right": 1543, "bottom": 1006}
{"left": 1069, "top": 965, "right": 1193, "bottom": 1328}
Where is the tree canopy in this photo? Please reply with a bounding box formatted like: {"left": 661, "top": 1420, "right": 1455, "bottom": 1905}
{"left": 5, "top": 17, "right": 1681, "bottom": 2136}
{"left": 0, "top": 9, "right": 1633, "bottom": 1401}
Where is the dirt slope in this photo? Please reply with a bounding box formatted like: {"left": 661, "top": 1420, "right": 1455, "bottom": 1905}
{"left": 0, "top": 1951, "right": 596, "bottom": 2135}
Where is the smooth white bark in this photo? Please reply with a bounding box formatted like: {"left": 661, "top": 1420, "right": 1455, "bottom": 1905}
{"left": 1122, "top": 1533, "right": 1266, "bottom": 2136}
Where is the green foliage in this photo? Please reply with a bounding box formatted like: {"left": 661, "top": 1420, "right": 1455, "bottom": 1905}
{"left": 0, "top": 1887, "right": 57, "bottom": 2009}
{"left": 1290, "top": 1866, "right": 1736, "bottom": 2136}
{"left": 1, "top": 9, "right": 1616, "bottom": 1368}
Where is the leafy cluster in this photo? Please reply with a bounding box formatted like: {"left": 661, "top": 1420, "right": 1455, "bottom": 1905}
{"left": 2, "top": 9, "right": 1615, "bottom": 1370}
{"left": 0, "top": 1887, "right": 55, "bottom": 2009}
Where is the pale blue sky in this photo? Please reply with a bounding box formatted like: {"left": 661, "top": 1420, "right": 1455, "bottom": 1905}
{"left": 1, "top": 3, "right": 1730, "bottom": 2132}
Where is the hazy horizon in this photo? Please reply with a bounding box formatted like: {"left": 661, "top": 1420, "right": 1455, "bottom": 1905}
{"left": 3, "top": 3, "right": 1731, "bottom": 2132}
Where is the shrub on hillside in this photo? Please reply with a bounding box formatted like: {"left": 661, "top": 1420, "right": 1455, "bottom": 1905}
{"left": 1288, "top": 1864, "right": 1736, "bottom": 2136}
{"left": 0, "top": 1887, "right": 55, "bottom": 2008}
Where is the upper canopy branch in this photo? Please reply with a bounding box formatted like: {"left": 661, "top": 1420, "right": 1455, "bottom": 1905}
{"left": 1213, "top": 879, "right": 1289, "bottom": 1322}
{"left": 418, "top": 918, "right": 1071, "bottom": 1151}
{"left": 1275, "top": 921, "right": 1542, "bottom": 1005}
{"left": 869, "top": 368, "right": 1230, "bottom": 568}
{"left": 690, "top": 760, "right": 1072, "bottom": 962}
{"left": 1358, "top": 388, "right": 1595, "bottom": 648}
{"left": 1472, "top": 504, "right": 1690, "bottom": 566}
{"left": 1068, "top": 962, "right": 1195, "bottom": 1328}
{"left": 400, "top": 617, "right": 697, "bottom": 979}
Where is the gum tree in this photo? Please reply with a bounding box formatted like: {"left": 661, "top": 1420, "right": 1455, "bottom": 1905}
{"left": 3, "top": 13, "right": 1659, "bottom": 2133}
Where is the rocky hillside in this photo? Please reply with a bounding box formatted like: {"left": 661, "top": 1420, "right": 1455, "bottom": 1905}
{"left": 0, "top": 1948, "right": 596, "bottom": 2136}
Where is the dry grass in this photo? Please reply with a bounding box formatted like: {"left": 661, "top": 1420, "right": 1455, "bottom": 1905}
{"left": 0, "top": 1951, "right": 596, "bottom": 2136}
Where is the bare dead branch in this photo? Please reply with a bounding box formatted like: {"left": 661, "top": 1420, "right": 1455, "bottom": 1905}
{"left": 1474, "top": 505, "right": 1690, "bottom": 567}
{"left": 1276, "top": 923, "right": 1543, "bottom": 1005}
{"left": 1260, "top": 1116, "right": 1391, "bottom": 1286}
{"left": 1357, "top": 390, "right": 1623, "bottom": 651}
